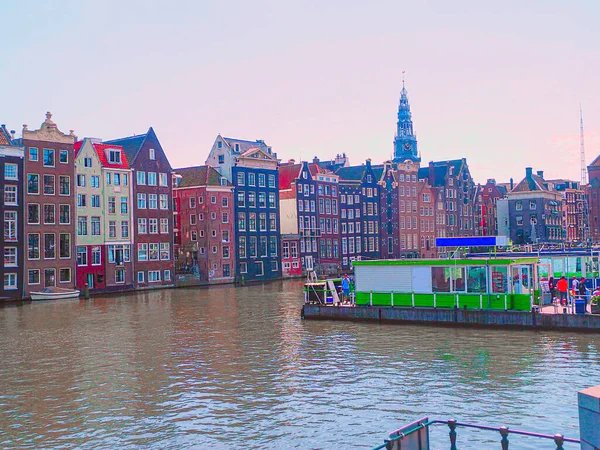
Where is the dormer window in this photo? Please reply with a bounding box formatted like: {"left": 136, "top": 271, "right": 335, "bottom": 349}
{"left": 220, "top": 177, "right": 227, "bottom": 186}
{"left": 108, "top": 149, "right": 121, "bottom": 164}
{"left": 235, "top": 143, "right": 240, "bottom": 152}
{"left": 149, "top": 148, "right": 156, "bottom": 160}
{"left": 217, "top": 141, "right": 223, "bottom": 149}
{"left": 218, "top": 155, "right": 225, "bottom": 164}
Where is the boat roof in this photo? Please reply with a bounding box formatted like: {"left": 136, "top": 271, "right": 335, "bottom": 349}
{"left": 353, "top": 257, "right": 540, "bottom": 267}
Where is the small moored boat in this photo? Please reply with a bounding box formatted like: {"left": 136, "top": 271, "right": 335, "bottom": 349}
{"left": 30, "top": 287, "right": 81, "bottom": 301}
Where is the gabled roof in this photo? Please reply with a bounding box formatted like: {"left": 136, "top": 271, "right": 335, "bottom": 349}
{"left": 512, "top": 174, "right": 548, "bottom": 193}
{"left": 0, "top": 124, "right": 14, "bottom": 146}
{"left": 589, "top": 154, "right": 600, "bottom": 168}
{"left": 222, "top": 136, "right": 269, "bottom": 154}
{"left": 278, "top": 163, "right": 302, "bottom": 190}
{"left": 104, "top": 129, "right": 152, "bottom": 163}
{"left": 419, "top": 159, "right": 465, "bottom": 186}
{"left": 74, "top": 140, "right": 130, "bottom": 169}
{"left": 175, "top": 165, "right": 231, "bottom": 188}
{"left": 336, "top": 163, "right": 385, "bottom": 182}
{"left": 239, "top": 146, "right": 276, "bottom": 160}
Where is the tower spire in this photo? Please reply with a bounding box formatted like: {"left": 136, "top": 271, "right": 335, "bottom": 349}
{"left": 581, "top": 104, "right": 586, "bottom": 185}
{"left": 393, "top": 75, "right": 419, "bottom": 163}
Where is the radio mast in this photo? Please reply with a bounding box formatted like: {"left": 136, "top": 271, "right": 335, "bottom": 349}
{"left": 580, "top": 104, "right": 586, "bottom": 185}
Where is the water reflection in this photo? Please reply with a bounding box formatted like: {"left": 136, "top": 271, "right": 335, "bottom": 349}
{"left": 0, "top": 281, "right": 598, "bottom": 449}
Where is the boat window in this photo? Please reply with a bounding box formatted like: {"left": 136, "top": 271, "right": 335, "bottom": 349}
{"left": 450, "top": 267, "right": 465, "bottom": 292}
{"left": 431, "top": 267, "right": 450, "bottom": 292}
{"left": 553, "top": 258, "right": 564, "bottom": 277}
{"left": 491, "top": 266, "right": 508, "bottom": 293}
{"left": 511, "top": 266, "right": 532, "bottom": 295}
{"left": 466, "top": 266, "right": 487, "bottom": 293}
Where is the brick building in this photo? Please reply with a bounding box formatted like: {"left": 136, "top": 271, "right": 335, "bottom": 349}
{"left": 173, "top": 165, "right": 235, "bottom": 283}
{"left": 22, "top": 113, "right": 76, "bottom": 297}
{"left": 104, "top": 128, "right": 174, "bottom": 288}
{"left": 1, "top": 125, "right": 24, "bottom": 299}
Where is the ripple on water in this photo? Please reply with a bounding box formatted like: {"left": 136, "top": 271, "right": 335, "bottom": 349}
{"left": 0, "top": 281, "right": 598, "bottom": 449}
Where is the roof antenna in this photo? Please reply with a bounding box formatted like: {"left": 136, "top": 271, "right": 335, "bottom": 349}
{"left": 402, "top": 70, "right": 405, "bottom": 89}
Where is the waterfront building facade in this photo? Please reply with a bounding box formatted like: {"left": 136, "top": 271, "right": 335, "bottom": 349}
{"left": 281, "top": 234, "right": 302, "bottom": 277}
{"left": 379, "top": 161, "right": 400, "bottom": 259}
{"left": 0, "top": 125, "right": 24, "bottom": 299}
{"left": 588, "top": 156, "right": 600, "bottom": 243}
{"left": 173, "top": 165, "right": 235, "bottom": 283}
{"left": 474, "top": 179, "right": 506, "bottom": 237}
{"left": 417, "top": 180, "right": 437, "bottom": 258}
{"left": 74, "top": 139, "right": 134, "bottom": 292}
{"left": 546, "top": 178, "right": 589, "bottom": 244}
{"left": 396, "top": 160, "right": 422, "bottom": 258}
{"left": 337, "top": 160, "right": 382, "bottom": 269}
{"left": 504, "top": 168, "right": 563, "bottom": 244}
{"left": 22, "top": 113, "right": 76, "bottom": 297}
{"left": 104, "top": 128, "right": 174, "bottom": 288}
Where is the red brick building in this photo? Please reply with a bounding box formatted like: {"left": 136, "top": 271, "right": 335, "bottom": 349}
{"left": 104, "top": 128, "right": 174, "bottom": 288}
{"left": 173, "top": 166, "right": 235, "bottom": 283}
{"left": 22, "top": 113, "right": 77, "bottom": 297}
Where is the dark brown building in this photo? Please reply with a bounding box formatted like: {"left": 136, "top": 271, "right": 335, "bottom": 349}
{"left": 1, "top": 124, "right": 25, "bottom": 300}
{"left": 22, "top": 113, "right": 77, "bottom": 297}
{"left": 104, "top": 128, "right": 174, "bottom": 288}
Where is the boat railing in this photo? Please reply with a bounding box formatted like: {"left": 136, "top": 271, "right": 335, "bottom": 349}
{"left": 372, "top": 418, "right": 580, "bottom": 450}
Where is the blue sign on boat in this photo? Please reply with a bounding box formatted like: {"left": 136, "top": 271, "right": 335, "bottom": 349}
{"left": 435, "top": 236, "right": 509, "bottom": 247}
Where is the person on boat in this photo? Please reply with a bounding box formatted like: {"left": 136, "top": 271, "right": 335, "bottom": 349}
{"left": 548, "top": 276, "right": 556, "bottom": 301}
{"left": 579, "top": 277, "right": 587, "bottom": 302}
{"left": 341, "top": 275, "right": 350, "bottom": 304}
{"left": 556, "top": 276, "right": 568, "bottom": 306}
{"left": 572, "top": 277, "right": 579, "bottom": 296}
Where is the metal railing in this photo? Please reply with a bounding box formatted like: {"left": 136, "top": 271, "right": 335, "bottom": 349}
{"left": 372, "top": 419, "right": 580, "bottom": 450}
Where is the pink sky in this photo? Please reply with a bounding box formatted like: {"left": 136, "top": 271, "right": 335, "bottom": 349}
{"left": 1, "top": 0, "right": 598, "bottom": 184}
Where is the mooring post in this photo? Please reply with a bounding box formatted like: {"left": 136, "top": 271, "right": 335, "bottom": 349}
{"left": 433, "top": 293, "right": 437, "bottom": 309}
{"left": 578, "top": 385, "right": 600, "bottom": 450}
{"left": 370, "top": 291, "right": 373, "bottom": 306}
{"left": 84, "top": 283, "right": 90, "bottom": 300}
{"left": 448, "top": 419, "right": 457, "bottom": 450}
{"left": 499, "top": 426, "right": 509, "bottom": 450}
{"left": 411, "top": 292, "right": 415, "bottom": 308}
{"left": 553, "top": 434, "right": 564, "bottom": 450}
{"left": 391, "top": 291, "right": 394, "bottom": 307}
{"left": 480, "top": 293, "right": 483, "bottom": 310}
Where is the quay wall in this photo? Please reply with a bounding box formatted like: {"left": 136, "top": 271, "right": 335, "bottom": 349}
{"left": 302, "top": 305, "right": 600, "bottom": 331}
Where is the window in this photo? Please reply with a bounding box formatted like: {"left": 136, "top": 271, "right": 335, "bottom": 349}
{"left": 119, "top": 197, "right": 128, "bottom": 214}
{"left": 4, "top": 247, "right": 17, "bottom": 267}
{"left": 59, "top": 150, "right": 68, "bottom": 163}
{"left": 255, "top": 261, "right": 264, "bottom": 276}
{"left": 159, "top": 173, "right": 168, "bottom": 187}
{"left": 258, "top": 173, "right": 266, "bottom": 187}
{"left": 191, "top": 230, "right": 197, "bottom": 241}
{"left": 240, "top": 262, "right": 248, "bottom": 273}
{"left": 4, "top": 274, "right": 17, "bottom": 290}
{"left": 28, "top": 269, "right": 40, "bottom": 285}
{"left": 237, "top": 172, "right": 245, "bottom": 186}
{"left": 258, "top": 193, "right": 266, "bottom": 208}
{"left": 137, "top": 194, "right": 147, "bottom": 209}
{"left": 43, "top": 149, "right": 55, "bottom": 167}
{"left": 148, "top": 271, "right": 161, "bottom": 282}
{"left": 121, "top": 221, "right": 129, "bottom": 238}
{"left": 77, "top": 174, "right": 86, "bottom": 187}
{"left": 160, "top": 243, "right": 170, "bottom": 260}
{"left": 4, "top": 185, "right": 17, "bottom": 205}
{"left": 4, "top": 211, "right": 17, "bottom": 241}
{"left": 115, "top": 269, "right": 125, "bottom": 284}
{"left": 77, "top": 216, "right": 88, "bottom": 235}
{"left": 4, "top": 163, "right": 18, "bottom": 180}
{"left": 189, "top": 197, "right": 196, "bottom": 208}
{"left": 164, "top": 270, "right": 172, "bottom": 281}
{"left": 268, "top": 174, "right": 275, "bottom": 188}
{"left": 148, "top": 172, "right": 157, "bottom": 186}
{"left": 28, "top": 234, "right": 40, "bottom": 259}
{"left": 238, "top": 213, "right": 246, "bottom": 231}
{"left": 138, "top": 271, "right": 145, "bottom": 283}
{"left": 27, "top": 204, "right": 39, "bottom": 224}
{"left": 109, "top": 221, "right": 117, "bottom": 238}
{"left": 237, "top": 192, "right": 245, "bottom": 207}
{"left": 27, "top": 174, "right": 39, "bottom": 194}
{"left": 530, "top": 201, "right": 537, "bottom": 210}
{"left": 29, "top": 148, "right": 38, "bottom": 161}
{"left": 43, "top": 204, "right": 55, "bottom": 224}
{"left": 59, "top": 268, "right": 71, "bottom": 283}
{"left": 123, "top": 174, "right": 128, "bottom": 186}
{"left": 84, "top": 157, "right": 92, "bottom": 168}
{"left": 77, "top": 194, "right": 86, "bottom": 207}
{"left": 62, "top": 235, "right": 72, "bottom": 259}
{"left": 90, "top": 175, "right": 99, "bottom": 188}
{"left": 108, "top": 196, "right": 116, "bottom": 214}
{"left": 248, "top": 192, "right": 256, "bottom": 208}
{"left": 59, "top": 176, "right": 70, "bottom": 195}
{"left": 222, "top": 212, "right": 229, "bottom": 224}
{"left": 211, "top": 195, "right": 216, "bottom": 204}
{"left": 248, "top": 173, "right": 256, "bottom": 186}
{"left": 466, "top": 266, "right": 487, "bottom": 293}
{"left": 160, "top": 194, "right": 168, "bottom": 210}
{"left": 160, "top": 218, "right": 169, "bottom": 234}
{"left": 44, "top": 233, "right": 55, "bottom": 259}
{"left": 114, "top": 173, "right": 121, "bottom": 186}
{"left": 148, "top": 194, "right": 158, "bottom": 209}
{"left": 77, "top": 246, "right": 87, "bottom": 266}
{"left": 149, "top": 218, "right": 158, "bottom": 234}
{"left": 138, "top": 218, "right": 147, "bottom": 234}
{"left": 108, "top": 149, "right": 121, "bottom": 164}
{"left": 269, "top": 236, "right": 278, "bottom": 256}
{"left": 92, "top": 246, "right": 101, "bottom": 265}
{"left": 43, "top": 175, "right": 55, "bottom": 195}
{"left": 138, "top": 244, "right": 148, "bottom": 261}
{"left": 137, "top": 171, "right": 146, "bottom": 185}
{"left": 516, "top": 201, "right": 523, "bottom": 211}
{"left": 149, "top": 148, "right": 156, "bottom": 160}
{"left": 222, "top": 197, "right": 229, "bottom": 207}
{"left": 149, "top": 243, "right": 159, "bottom": 260}
{"left": 211, "top": 212, "right": 216, "bottom": 220}
{"left": 91, "top": 195, "right": 100, "bottom": 207}
{"left": 269, "top": 213, "right": 277, "bottom": 231}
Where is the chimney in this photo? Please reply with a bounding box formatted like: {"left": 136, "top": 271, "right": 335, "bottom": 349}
{"left": 313, "top": 156, "right": 320, "bottom": 164}
{"left": 525, "top": 167, "right": 533, "bottom": 178}
{"left": 537, "top": 170, "right": 544, "bottom": 178}
{"left": 288, "top": 159, "right": 295, "bottom": 164}
{"left": 510, "top": 178, "right": 514, "bottom": 190}
{"left": 366, "top": 158, "right": 372, "bottom": 167}
{"left": 10, "top": 130, "right": 15, "bottom": 140}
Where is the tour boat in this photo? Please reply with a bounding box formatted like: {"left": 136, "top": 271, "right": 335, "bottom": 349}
{"left": 30, "top": 287, "right": 81, "bottom": 301}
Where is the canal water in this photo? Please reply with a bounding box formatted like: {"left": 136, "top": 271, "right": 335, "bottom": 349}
{"left": 0, "top": 280, "right": 598, "bottom": 449}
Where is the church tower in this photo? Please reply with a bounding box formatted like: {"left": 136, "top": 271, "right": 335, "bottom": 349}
{"left": 393, "top": 77, "right": 420, "bottom": 163}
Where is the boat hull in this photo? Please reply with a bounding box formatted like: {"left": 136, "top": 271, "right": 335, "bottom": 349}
{"left": 30, "top": 291, "right": 80, "bottom": 301}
